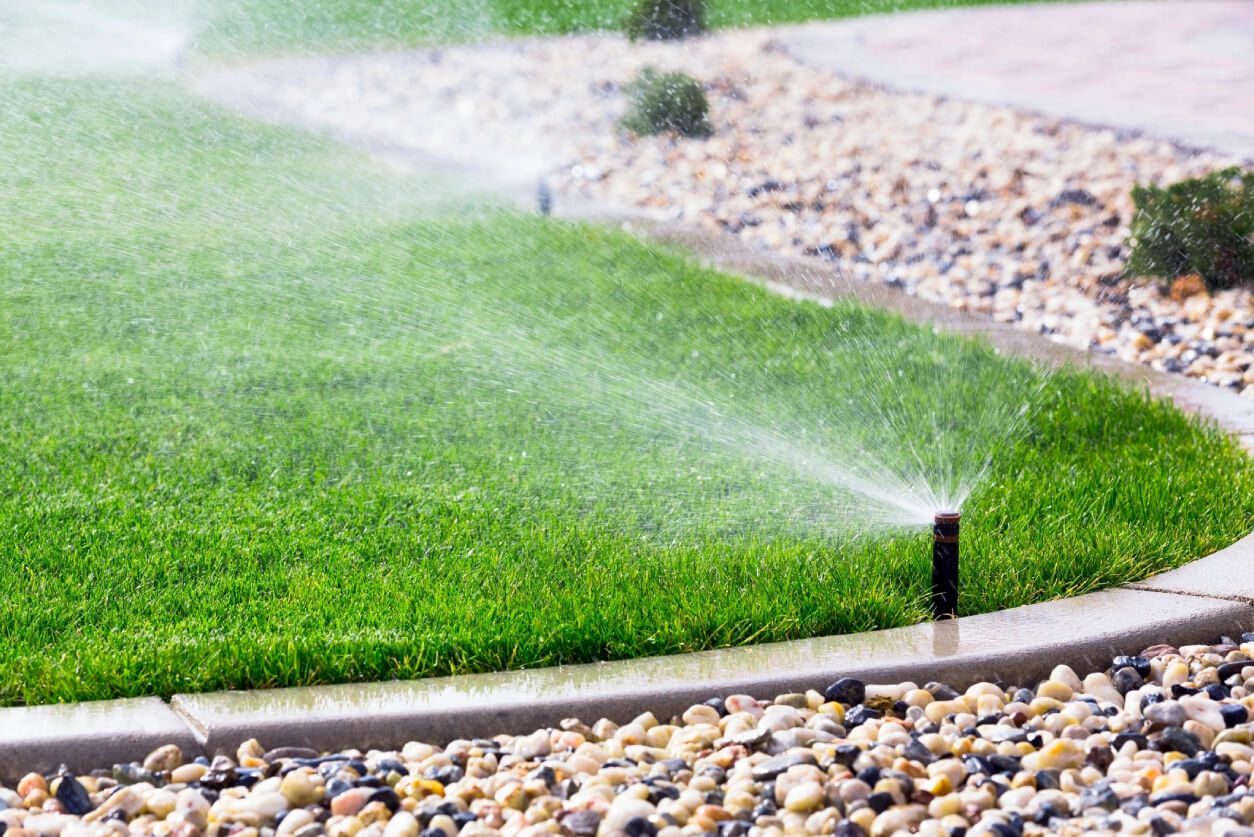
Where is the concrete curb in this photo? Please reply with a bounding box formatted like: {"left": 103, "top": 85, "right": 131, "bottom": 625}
{"left": 0, "top": 698, "right": 200, "bottom": 781}
{"left": 168, "top": 586, "right": 1252, "bottom": 760}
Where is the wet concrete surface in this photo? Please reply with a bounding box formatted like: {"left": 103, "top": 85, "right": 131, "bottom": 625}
{"left": 167, "top": 582, "right": 1251, "bottom": 757}
{"left": 0, "top": 698, "right": 200, "bottom": 782}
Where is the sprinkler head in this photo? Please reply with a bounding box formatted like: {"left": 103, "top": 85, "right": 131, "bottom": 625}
{"left": 537, "top": 178, "right": 553, "bottom": 216}
{"left": 931, "top": 511, "right": 960, "bottom": 620}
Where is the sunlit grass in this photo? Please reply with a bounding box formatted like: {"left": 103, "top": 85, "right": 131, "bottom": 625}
{"left": 0, "top": 77, "right": 1249, "bottom": 705}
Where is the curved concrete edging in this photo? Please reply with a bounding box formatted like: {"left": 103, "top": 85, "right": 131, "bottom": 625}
{"left": 4, "top": 211, "right": 1254, "bottom": 782}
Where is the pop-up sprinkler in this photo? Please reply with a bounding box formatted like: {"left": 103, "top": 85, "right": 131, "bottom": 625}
{"left": 932, "top": 511, "right": 960, "bottom": 619}
{"left": 537, "top": 178, "right": 552, "bottom": 216}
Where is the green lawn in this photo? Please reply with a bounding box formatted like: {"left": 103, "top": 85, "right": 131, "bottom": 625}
{"left": 0, "top": 70, "right": 1250, "bottom": 706}
{"left": 191, "top": 0, "right": 1067, "bottom": 55}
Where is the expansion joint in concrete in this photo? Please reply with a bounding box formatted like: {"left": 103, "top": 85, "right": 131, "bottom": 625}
{"left": 1122, "top": 584, "right": 1254, "bottom": 608}
{"left": 167, "top": 700, "right": 211, "bottom": 747}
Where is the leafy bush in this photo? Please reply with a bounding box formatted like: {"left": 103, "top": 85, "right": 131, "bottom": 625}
{"left": 621, "top": 68, "right": 712, "bottom": 138}
{"left": 1129, "top": 167, "right": 1254, "bottom": 290}
{"left": 623, "top": 0, "right": 706, "bottom": 41}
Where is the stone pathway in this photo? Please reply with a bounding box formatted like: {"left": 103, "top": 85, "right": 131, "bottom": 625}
{"left": 783, "top": 0, "right": 1254, "bottom": 161}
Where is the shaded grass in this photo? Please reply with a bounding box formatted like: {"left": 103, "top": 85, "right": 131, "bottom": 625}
{"left": 0, "top": 75, "right": 1250, "bottom": 706}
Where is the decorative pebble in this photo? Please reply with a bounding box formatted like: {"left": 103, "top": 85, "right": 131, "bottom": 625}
{"left": 824, "top": 677, "right": 866, "bottom": 706}
{"left": 140, "top": 744, "right": 183, "bottom": 774}
{"left": 280, "top": 767, "right": 324, "bottom": 807}
{"left": 751, "top": 751, "right": 816, "bottom": 781}
{"left": 511, "top": 728, "right": 551, "bottom": 760}
{"left": 783, "top": 780, "right": 824, "bottom": 813}
{"left": 10, "top": 636, "right": 1254, "bottom": 835}
{"left": 52, "top": 776, "right": 91, "bottom": 816}
{"left": 602, "top": 796, "right": 656, "bottom": 832}
{"left": 1146, "top": 700, "right": 1188, "bottom": 727}
{"left": 1112, "top": 665, "right": 1145, "bottom": 695}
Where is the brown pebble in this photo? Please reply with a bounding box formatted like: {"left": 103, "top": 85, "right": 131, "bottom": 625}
{"left": 17, "top": 773, "right": 47, "bottom": 797}
{"left": 1143, "top": 644, "right": 1180, "bottom": 658}
{"left": 329, "top": 787, "right": 371, "bottom": 818}
{"left": 143, "top": 744, "right": 185, "bottom": 774}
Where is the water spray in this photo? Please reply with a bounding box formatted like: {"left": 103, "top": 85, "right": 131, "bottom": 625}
{"left": 931, "top": 511, "right": 960, "bottom": 620}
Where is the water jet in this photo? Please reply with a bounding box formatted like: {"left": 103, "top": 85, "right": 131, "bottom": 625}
{"left": 932, "top": 511, "right": 960, "bottom": 620}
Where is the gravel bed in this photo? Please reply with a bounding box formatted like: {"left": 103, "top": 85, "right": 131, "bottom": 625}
{"left": 9, "top": 636, "right": 1254, "bottom": 836}
{"left": 201, "top": 31, "right": 1254, "bottom": 396}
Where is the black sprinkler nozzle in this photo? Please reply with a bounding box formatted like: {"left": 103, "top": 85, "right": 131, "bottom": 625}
{"left": 537, "top": 178, "right": 553, "bottom": 216}
{"left": 932, "top": 511, "right": 960, "bottom": 620}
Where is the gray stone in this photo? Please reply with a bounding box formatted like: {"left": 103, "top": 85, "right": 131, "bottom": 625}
{"left": 1144, "top": 701, "right": 1187, "bottom": 728}
{"left": 1112, "top": 667, "right": 1144, "bottom": 695}
{"left": 752, "top": 752, "right": 818, "bottom": 781}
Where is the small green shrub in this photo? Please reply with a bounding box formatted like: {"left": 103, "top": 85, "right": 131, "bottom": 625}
{"left": 623, "top": 0, "right": 706, "bottom": 41}
{"left": 1129, "top": 167, "right": 1254, "bottom": 290}
{"left": 621, "top": 68, "right": 712, "bottom": 139}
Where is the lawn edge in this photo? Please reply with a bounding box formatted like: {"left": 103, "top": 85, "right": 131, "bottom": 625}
{"left": 4, "top": 211, "right": 1253, "bottom": 779}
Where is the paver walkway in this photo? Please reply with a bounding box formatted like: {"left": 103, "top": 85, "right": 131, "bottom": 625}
{"left": 783, "top": 0, "right": 1254, "bottom": 160}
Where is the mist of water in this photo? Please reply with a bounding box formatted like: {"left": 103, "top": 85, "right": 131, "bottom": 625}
{"left": 0, "top": 0, "right": 1055, "bottom": 549}
{"left": 0, "top": 0, "right": 188, "bottom": 76}
{"left": 430, "top": 299, "right": 1047, "bottom": 535}
{"left": 101, "top": 225, "right": 1048, "bottom": 542}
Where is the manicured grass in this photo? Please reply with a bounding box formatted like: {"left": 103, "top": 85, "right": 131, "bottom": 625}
{"left": 0, "top": 75, "right": 1251, "bottom": 706}
{"left": 195, "top": 0, "right": 1066, "bottom": 55}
